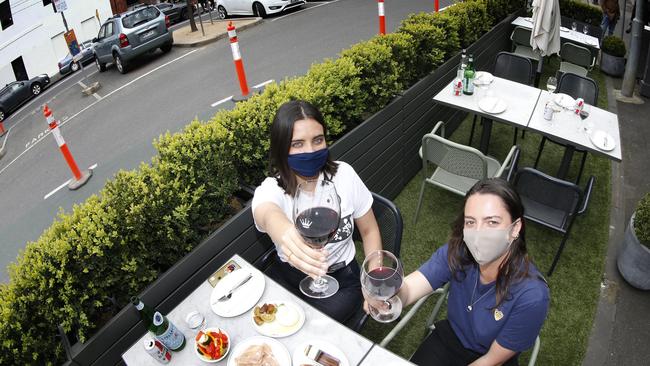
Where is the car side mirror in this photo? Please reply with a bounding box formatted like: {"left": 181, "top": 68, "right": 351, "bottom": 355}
{"left": 92, "top": 37, "right": 98, "bottom": 43}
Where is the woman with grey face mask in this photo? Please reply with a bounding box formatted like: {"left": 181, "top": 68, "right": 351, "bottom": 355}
{"left": 363, "top": 178, "right": 549, "bottom": 366}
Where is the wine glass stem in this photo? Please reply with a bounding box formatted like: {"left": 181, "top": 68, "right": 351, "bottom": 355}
{"left": 313, "top": 275, "right": 327, "bottom": 289}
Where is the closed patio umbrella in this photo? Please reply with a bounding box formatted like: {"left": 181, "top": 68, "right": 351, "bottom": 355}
{"left": 531, "top": 0, "right": 562, "bottom": 56}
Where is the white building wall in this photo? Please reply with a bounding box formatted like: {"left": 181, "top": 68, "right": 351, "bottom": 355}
{"left": 0, "top": 0, "right": 113, "bottom": 85}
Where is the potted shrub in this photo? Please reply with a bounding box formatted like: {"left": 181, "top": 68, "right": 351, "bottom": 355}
{"left": 600, "top": 35, "right": 626, "bottom": 76}
{"left": 617, "top": 192, "right": 650, "bottom": 290}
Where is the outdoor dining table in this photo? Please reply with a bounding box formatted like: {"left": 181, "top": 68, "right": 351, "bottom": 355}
{"left": 122, "top": 254, "right": 412, "bottom": 365}
{"left": 433, "top": 77, "right": 622, "bottom": 180}
{"left": 511, "top": 16, "right": 601, "bottom": 50}
{"left": 527, "top": 90, "right": 622, "bottom": 178}
{"left": 433, "top": 76, "right": 542, "bottom": 154}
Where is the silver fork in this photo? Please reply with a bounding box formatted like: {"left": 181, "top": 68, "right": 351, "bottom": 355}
{"left": 213, "top": 273, "right": 253, "bottom": 303}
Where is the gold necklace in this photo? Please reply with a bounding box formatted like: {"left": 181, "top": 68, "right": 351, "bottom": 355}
{"left": 467, "top": 270, "right": 495, "bottom": 312}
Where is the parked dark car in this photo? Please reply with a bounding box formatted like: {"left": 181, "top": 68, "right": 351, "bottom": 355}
{"left": 58, "top": 41, "right": 95, "bottom": 76}
{"left": 93, "top": 5, "right": 173, "bottom": 74}
{"left": 154, "top": 1, "right": 191, "bottom": 24}
{"left": 0, "top": 74, "right": 50, "bottom": 122}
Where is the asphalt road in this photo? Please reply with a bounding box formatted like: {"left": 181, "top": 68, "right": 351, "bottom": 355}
{"left": 0, "top": 0, "right": 454, "bottom": 281}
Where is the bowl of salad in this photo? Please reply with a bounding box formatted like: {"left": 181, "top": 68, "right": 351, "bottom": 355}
{"left": 194, "top": 327, "right": 230, "bottom": 363}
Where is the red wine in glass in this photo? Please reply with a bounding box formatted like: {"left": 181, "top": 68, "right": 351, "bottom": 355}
{"left": 365, "top": 267, "right": 403, "bottom": 300}
{"left": 295, "top": 207, "right": 339, "bottom": 248}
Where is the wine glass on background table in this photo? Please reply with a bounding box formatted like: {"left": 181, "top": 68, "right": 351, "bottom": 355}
{"left": 546, "top": 76, "right": 557, "bottom": 93}
{"left": 361, "top": 250, "right": 404, "bottom": 323}
{"left": 293, "top": 179, "right": 341, "bottom": 299}
{"left": 571, "top": 21, "right": 577, "bottom": 31}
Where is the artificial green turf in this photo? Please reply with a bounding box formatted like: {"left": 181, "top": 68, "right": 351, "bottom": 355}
{"left": 356, "top": 58, "right": 611, "bottom": 365}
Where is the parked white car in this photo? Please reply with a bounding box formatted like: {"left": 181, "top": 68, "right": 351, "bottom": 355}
{"left": 216, "top": 0, "right": 305, "bottom": 19}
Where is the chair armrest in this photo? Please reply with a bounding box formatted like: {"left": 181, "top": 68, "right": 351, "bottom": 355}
{"left": 419, "top": 121, "right": 446, "bottom": 159}
{"left": 577, "top": 175, "right": 595, "bottom": 215}
{"left": 528, "top": 336, "right": 541, "bottom": 366}
{"left": 496, "top": 145, "right": 521, "bottom": 182}
{"left": 379, "top": 284, "right": 449, "bottom": 348}
{"left": 589, "top": 56, "right": 596, "bottom": 70}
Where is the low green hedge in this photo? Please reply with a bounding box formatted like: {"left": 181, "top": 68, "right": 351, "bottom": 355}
{"left": 559, "top": 0, "right": 603, "bottom": 26}
{"left": 0, "top": 1, "right": 523, "bottom": 364}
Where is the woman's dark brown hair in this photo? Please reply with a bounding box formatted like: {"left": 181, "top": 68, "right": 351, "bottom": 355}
{"left": 269, "top": 100, "right": 338, "bottom": 196}
{"left": 447, "top": 178, "right": 532, "bottom": 307}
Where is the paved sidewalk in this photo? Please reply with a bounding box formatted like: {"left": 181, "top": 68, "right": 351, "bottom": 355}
{"left": 582, "top": 1, "right": 650, "bottom": 364}
{"left": 172, "top": 17, "right": 262, "bottom": 47}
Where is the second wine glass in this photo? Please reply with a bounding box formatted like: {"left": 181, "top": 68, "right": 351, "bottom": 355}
{"left": 293, "top": 179, "right": 341, "bottom": 299}
{"left": 361, "top": 250, "right": 404, "bottom": 323}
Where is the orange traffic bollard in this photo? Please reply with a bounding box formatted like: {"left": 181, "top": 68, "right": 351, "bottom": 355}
{"left": 227, "top": 21, "right": 250, "bottom": 101}
{"left": 378, "top": 0, "right": 386, "bottom": 35}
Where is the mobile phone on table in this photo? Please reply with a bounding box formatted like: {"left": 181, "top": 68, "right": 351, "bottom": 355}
{"left": 208, "top": 260, "right": 241, "bottom": 287}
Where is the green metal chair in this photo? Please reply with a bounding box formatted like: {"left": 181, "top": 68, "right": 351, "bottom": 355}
{"left": 379, "top": 283, "right": 541, "bottom": 365}
{"left": 511, "top": 26, "right": 542, "bottom": 64}
{"left": 414, "top": 121, "right": 520, "bottom": 223}
{"left": 558, "top": 42, "right": 595, "bottom": 77}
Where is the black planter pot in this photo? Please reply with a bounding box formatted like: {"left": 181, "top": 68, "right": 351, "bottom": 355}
{"left": 617, "top": 214, "right": 650, "bottom": 290}
{"left": 600, "top": 52, "right": 626, "bottom": 77}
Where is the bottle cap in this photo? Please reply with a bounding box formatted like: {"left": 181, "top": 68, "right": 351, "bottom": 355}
{"left": 153, "top": 312, "right": 164, "bottom": 326}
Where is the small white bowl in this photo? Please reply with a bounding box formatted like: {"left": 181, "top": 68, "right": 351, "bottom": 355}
{"left": 194, "top": 327, "right": 230, "bottom": 363}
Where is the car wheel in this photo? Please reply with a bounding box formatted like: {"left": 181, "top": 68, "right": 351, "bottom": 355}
{"left": 31, "top": 83, "right": 42, "bottom": 96}
{"left": 95, "top": 56, "right": 106, "bottom": 72}
{"left": 217, "top": 5, "right": 227, "bottom": 19}
{"left": 161, "top": 43, "right": 173, "bottom": 53}
{"left": 114, "top": 53, "right": 127, "bottom": 74}
{"left": 253, "top": 2, "right": 266, "bottom": 18}
{"left": 71, "top": 62, "right": 79, "bottom": 73}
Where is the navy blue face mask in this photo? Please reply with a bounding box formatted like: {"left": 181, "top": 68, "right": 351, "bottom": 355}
{"left": 287, "top": 148, "right": 329, "bottom": 177}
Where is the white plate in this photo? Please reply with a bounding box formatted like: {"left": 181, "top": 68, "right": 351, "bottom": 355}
{"left": 553, "top": 93, "right": 576, "bottom": 109}
{"left": 210, "top": 268, "right": 265, "bottom": 317}
{"left": 523, "top": 17, "right": 533, "bottom": 23}
{"left": 194, "top": 327, "right": 231, "bottom": 363}
{"left": 589, "top": 130, "right": 616, "bottom": 151}
{"left": 478, "top": 97, "right": 507, "bottom": 114}
{"left": 473, "top": 71, "right": 494, "bottom": 85}
{"left": 251, "top": 301, "right": 306, "bottom": 338}
{"left": 227, "top": 336, "right": 291, "bottom": 366}
{"left": 560, "top": 26, "right": 570, "bottom": 32}
{"left": 292, "top": 340, "right": 350, "bottom": 366}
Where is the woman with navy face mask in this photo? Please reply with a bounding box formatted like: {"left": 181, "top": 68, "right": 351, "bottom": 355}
{"left": 364, "top": 178, "right": 549, "bottom": 366}
{"left": 252, "top": 100, "right": 382, "bottom": 322}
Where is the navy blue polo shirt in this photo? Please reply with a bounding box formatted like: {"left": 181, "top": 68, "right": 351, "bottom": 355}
{"left": 418, "top": 244, "right": 550, "bottom": 354}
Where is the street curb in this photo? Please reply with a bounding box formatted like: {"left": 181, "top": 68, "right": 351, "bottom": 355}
{"left": 173, "top": 18, "right": 263, "bottom": 48}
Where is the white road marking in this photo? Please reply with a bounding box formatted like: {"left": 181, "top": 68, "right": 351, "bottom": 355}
{"left": 43, "top": 163, "right": 98, "bottom": 200}
{"left": 272, "top": 0, "right": 341, "bottom": 22}
{"left": 253, "top": 79, "right": 274, "bottom": 89}
{"left": 211, "top": 96, "right": 234, "bottom": 107}
{"left": 77, "top": 81, "right": 103, "bottom": 101}
{"left": 0, "top": 49, "right": 199, "bottom": 177}
{"left": 1, "top": 129, "right": 10, "bottom": 150}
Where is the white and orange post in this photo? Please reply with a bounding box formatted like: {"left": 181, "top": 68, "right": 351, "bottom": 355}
{"left": 228, "top": 21, "right": 250, "bottom": 101}
{"left": 43, "top": 105, "right": 92, "bottom": 190}
{"left": 377, "top": 0, "right": 386, "bottom": 35}
{"left": 0, "top": 119, "right": 6, "bottom": 137}
{"left": 435, "top": 0, "right": 439, "bottom": 12}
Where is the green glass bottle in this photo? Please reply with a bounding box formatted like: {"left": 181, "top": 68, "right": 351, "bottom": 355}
{"left": 153, "top": 311, "right": 186, "bottom": 351}
{"left": 463, "top": 55, "right": 475, "bottom": 95}
{"left": 131, "top": 296, "right": 156, "bottom": 333}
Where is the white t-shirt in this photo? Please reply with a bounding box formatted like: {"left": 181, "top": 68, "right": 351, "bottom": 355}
{"left": 251, "top": 161, "right": 373, "bottom": 268}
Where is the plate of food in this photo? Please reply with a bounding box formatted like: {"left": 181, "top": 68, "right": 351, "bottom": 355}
{"left": 292, "top": 340, "right": 350, "bottom": 366}
{"left": 210, "top": 268, "right": 266, "bottom": 317}
{"left": 589, "top": 130, "right": 616, "bottom": 151}
{"left": 227, "top": 336, "right": 291, "bottom": 366}
{"left": 251, "top": 301, "right": 305, "bottom": 338}
{"left": 473, "top": 71, "right": 494, "bottom": 86}
{"left": 553, "top": 93, "right": 576, "bottom": 109}
{"left": 194, "top": 327, "right": 230, "bottom": 363}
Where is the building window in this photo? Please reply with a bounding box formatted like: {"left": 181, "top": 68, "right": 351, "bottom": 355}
{"left": 42, "top": 0, "right": 51, "bottom": 6}
{"left": 1, "top": 0, "right": 14, "bottom": 30}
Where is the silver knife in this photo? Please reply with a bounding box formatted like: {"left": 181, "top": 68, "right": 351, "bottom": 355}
{"left": 214, "top": 272, "right": 253, "bottom": 303}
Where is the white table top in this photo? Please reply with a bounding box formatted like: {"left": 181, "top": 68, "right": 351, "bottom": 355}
{"left": 122, "top": 254, "right": 394, "bottom": 366}
{"left": 359, "top": 344, "right": 416, "bottom": 366}
{"left": 433, "top": 76, "right": 542, "bottom": 129}
{"left": 527, "top": 91, "right": 622, "bottom": 162}
{"left": 512, "top": 16, "right": 601, "bottom": 50}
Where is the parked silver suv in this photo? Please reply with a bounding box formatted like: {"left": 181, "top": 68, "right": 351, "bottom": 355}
{"left": 93, "top": 5, "right": 173, "bottom": 74}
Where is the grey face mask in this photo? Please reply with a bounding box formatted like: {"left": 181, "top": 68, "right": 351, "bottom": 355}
{"left": 463, "top": 221, "right": 518, "bottom": 266}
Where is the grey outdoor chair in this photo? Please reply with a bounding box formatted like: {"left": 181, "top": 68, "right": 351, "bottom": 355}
{"left": 511, "top": 26, "right": 541, "bottom": 62}
{"left": 415, "top": 121, "right": 521, "bottom": 223}
{"left": 558, "top": 42, "right": 595, "bottom": 77}
{"left": 534, "top": 72, "right": 599, "bottom": 184}
{"left": 379, "top": 283, "right": 541, "bottom": 365}
{"left": 513, "top": 167, "right": 595, "bottom": 276}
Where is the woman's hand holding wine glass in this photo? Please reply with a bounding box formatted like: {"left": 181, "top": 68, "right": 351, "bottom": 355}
{"left": 361, "top": 250, "right": 404, "bottom": 323}
{"left": 279, "top": 225, "right": 328, "bottom": 279}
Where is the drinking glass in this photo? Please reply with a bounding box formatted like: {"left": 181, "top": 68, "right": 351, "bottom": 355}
{"left": 582, "top": 24, "right": 589, "bottom": 35}
{"left": 546, "top": 76, "right": 557, "bottom": 93}
{"left": 293, "top": 179, "right": 341, "bottom": 299}
{"left": 578, "top": 104, "right": 594, "bottom": 134}
{"left": 184, "top": 304, "right": 205, "bottom": 332}
{"left": 361, "top": 250, "right": 404, "bottom": 323}
{"left": 571, "top": 21, "right": 577, "bottom": 31}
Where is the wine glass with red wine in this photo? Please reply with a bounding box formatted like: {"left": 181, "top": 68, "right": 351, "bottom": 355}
{"left": 293, "top": 179, "right": 341, "bottom": 299}
{"left": 361, "top": 250, "right": 404, "bottom": 323}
